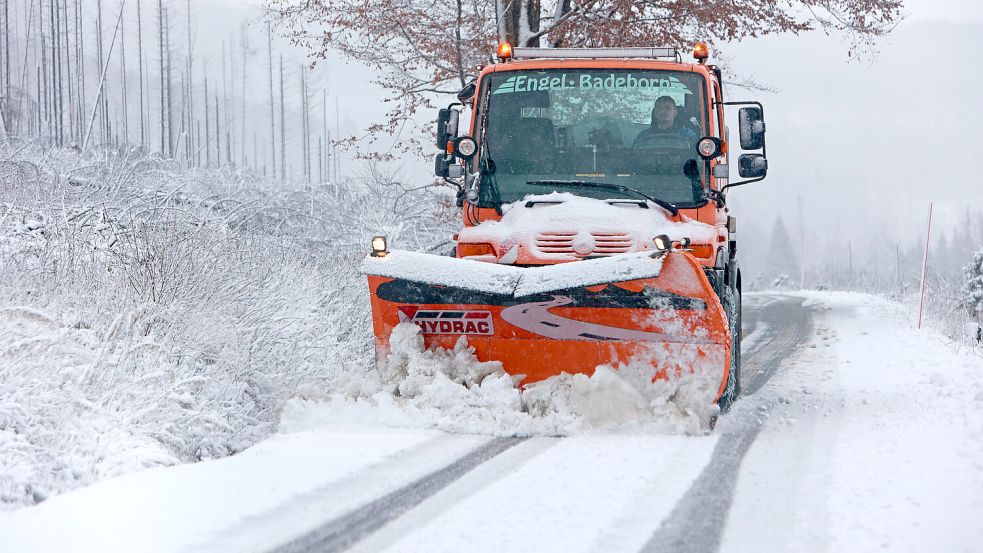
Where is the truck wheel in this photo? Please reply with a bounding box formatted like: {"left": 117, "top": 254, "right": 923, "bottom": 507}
{"left": 718, "top": 286, "right": 742, "bottom": 413}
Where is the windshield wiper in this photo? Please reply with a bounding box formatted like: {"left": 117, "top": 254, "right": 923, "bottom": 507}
{"left": 526, "top": 179, "right": 679, "bottom": 216}
{"left": 480, "top": 160, "right": 504, "bottom": 215}
{"left": 474, "top": 88, "right": 503, "bottom": 215}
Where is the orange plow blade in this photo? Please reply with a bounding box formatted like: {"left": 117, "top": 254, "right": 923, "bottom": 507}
{"left": 362, "top": 250, "right": 730, "bottom": 400}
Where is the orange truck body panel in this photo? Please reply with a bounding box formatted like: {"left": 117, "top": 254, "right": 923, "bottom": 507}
{"left": 364, "top": 49, "right": 742, "bottom": 403}
{"left": 367, "top": 252, "right": 731, "bottom": 399}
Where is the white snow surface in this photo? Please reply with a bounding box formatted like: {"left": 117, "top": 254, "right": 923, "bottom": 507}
{"left": 1, "top": 292, "right": 981, "bottom": 553}
{"left": 286, "top": 322, "right": 720, "bottom": 437}
{"left": 723, "top": 292, "right": 983, "bottom": 553}
{"left": 361, "top": 248, "right": 667, "bottom": 296}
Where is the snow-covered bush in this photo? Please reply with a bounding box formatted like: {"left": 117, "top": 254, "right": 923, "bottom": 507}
{"left": 0, "top": 139, "right": 455, "bottom": 508}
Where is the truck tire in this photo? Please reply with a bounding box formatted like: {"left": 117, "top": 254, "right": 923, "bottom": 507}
{"left": 718, "top": 285, "right": 742, "bottom": 412}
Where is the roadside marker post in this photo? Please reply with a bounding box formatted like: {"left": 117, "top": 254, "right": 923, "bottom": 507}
{"left": 917, "top": 202, "right": 933, "bottom": 330}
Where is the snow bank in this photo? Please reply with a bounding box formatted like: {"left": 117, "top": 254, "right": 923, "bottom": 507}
{"left": 0, "top": 306, "right": 183, "bottom": 507}
{"left": 0, "top": 428, "right": 451, "bottom": 553}
{"left": 0, "top": 142, "right": 456, "bottom": 510}
{"left": 280, "top": 322, "right": 721, "bottom": 437}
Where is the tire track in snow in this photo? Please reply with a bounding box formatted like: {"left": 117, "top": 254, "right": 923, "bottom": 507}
{"left": 741, "top": 295, "right": 814, "bottom": 396}
{"left": 346, "top": 437, "right": 560, "bottom": 553}
{"left": 269, "top": 437, "right": 527, "bottom": 553}
{"left": 640, "top": 295, "right": 813, "bottom": 553}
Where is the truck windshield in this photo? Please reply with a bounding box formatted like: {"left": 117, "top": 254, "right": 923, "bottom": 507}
{"left": 476, "top": 69, "right": 708, "bottom": 208}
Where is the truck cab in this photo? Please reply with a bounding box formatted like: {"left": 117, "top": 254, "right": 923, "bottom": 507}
{"left": 437, "top": 44, "right": 766, "bottom": 294}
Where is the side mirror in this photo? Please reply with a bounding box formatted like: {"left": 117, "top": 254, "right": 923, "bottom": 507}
{"left": 457, "top": 82, "right": 477, "bottom": 103}
{"left": 434, "top": 153, "right": 463, "bottom": 178}
{"left": 436, "top": 108, "right": 460, "bottom": 150}
{"left": 738, "top": 154, "right": 767, "bottom": 178}
{"left": 738, "top": 107, "right": 765, "bottom": 150}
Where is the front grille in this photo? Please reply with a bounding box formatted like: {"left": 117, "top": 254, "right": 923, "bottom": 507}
{"left": 535, "top": 232, "right": 634, "bottom": 256}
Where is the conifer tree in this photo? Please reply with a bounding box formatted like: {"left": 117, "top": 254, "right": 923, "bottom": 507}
{"left": 962, "top": 247, "right": 983, "bottom": 319}
{"left": 764, "top": 216, "right": 801, "bottom": 289}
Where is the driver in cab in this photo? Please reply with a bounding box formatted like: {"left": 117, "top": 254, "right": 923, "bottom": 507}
{"left": 634, "top": 95, "right": 698, "bottom": 146}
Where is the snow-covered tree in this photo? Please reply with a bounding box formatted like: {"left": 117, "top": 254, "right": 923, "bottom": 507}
{"left": 963, "top": 247, "right": 983, "bottom": 319}
{"left": 763, "top": 215, "right": 800, "bottom": 289}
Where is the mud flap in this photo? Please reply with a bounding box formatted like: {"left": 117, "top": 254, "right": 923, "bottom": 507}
{"left": 362, "top": 250, "right": 731, "bottom": 399}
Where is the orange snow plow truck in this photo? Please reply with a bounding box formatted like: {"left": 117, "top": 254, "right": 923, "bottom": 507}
{"left": 362, "top": 43, "right": 768, "bottom": 411}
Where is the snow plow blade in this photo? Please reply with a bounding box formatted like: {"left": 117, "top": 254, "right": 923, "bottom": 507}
{"left": 362, "top": 250, "right": 730, "bottom": 399}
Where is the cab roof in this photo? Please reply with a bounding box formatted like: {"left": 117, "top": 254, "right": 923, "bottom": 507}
{"left": 481, "top": 58, "right": 710, "bottom": 76}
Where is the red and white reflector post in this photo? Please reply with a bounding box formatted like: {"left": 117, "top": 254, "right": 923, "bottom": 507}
{"left": 917, "top": 202, "right": 934, "bottom": 330}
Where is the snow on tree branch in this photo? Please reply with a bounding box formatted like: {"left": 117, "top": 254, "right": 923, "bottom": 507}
{"left": 266, "top": 0, "right": 904, "bottom": 156}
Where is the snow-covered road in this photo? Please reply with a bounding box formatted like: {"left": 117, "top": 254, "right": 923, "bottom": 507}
{"left": 2, "top": 292, "right": 981, "bottom": 553}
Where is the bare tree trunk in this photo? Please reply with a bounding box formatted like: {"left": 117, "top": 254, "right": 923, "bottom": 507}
{"left": 300, "top": 66, "right": 308, "bottom": 183}
{"left": 74, "top": 0, "right": 83, "bottom": 142}
{"left": 96, "top": 0, "right": 106, "bottom": 143}
{"left": 214, "top": 92, "right": 220, "bottom": 165}
{"left": 186, "top": 0, "right": 193, "bottom": 164}
{"left": 15, "top": 0, "right": 39, "bottom": 137}
{"left": 61, "top": 0, "right": 74, "bottom": 143}
{"left": 55, "top": 0, "right": 64, "bottom": 144}
{"left": 165, "top": 7, "right": 173, "bottom": 156}
{"left": 136, "top": 0, "right": 144, "bottom": 146}
{"left": 548, "top": 0, "right": 571, "bottom": 47}
{"left": 158, "top": 0, "right": 165, "bottom": 153}
{"left": 119, "top": 3, "right": 128, "bottom": 145}
{"left": 0, "top": 2, "right": 6, "bottom": 139}
{"left": 82, "top": 0, "right": 126, "bottom": 150}
{"left": 225, "top": 121, "right": 230, "bottom": 166}
{"left": 204, "top": 71, "right": 210, "bottom": 166}
{"left": 334, "top": 97, "right": 339, "bottom": 182}
{"left": 0, "top": 0, "right": 9, "bottom": 137}
{"left": 502, "top": 0, "right": 541, "bottom": 47}
{"left": 267, "top": 21, "right": 275, "bottom": 176}
{"left": 240, "top": 27, "right": 248, "bottom": 167}
{"left": 49, "top": 0, "right": 60, "bottom": 145}
{"left": 36, "top": 66, "right": 41, "bottom": 136}
{"left": 278, "top": 53, "right": 284, "bottom": 180}
{"left": 196, "top": 119, "right": 201, "bottom": 166}
{"left": 41, "top": 27, "right": 49, "bottom": 141}
{"left": 221, "top": 39, "right": 228, "bottom": 163}
{"left": 322, "top": 90, "right": 327, "bottom": 184}
{"left": 175, "top": 69, "right": 186, "bottom": 162}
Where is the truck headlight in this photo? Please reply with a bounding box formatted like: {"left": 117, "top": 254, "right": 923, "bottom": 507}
{"left": 697, "top": 137, "right": 722, "bottom": 159}
{"left": 371, "top": 235, "right": 388, "bottom": 257}
{"left": 653, "top": 234, "right": 671, "bottom": 251}
{"left": 455, "top": 137, "right": 477, "bottom": 160}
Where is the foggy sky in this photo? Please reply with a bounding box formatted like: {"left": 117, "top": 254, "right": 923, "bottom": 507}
{"left": 8, "top": 0, "right": 980, "bottom": 266}
{"left": 727, "top": 12, "right": 983, "bottom": 246}
{"left": 133, "top": 0, "right": 983, "bottom": 247}
{"left": 277, "top": 0, "right": 983, "bottom": 248}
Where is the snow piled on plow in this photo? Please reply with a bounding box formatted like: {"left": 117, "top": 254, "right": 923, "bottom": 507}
{"left": 360, "top": 248, "right": 667, "bottom": 296}
{"left": 281, "top": 323, "right": 721, "bottom": 437}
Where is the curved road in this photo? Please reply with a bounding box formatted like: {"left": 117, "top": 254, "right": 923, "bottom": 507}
{"left": 239, "top": 294, "right": 812, "bottom": 553}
